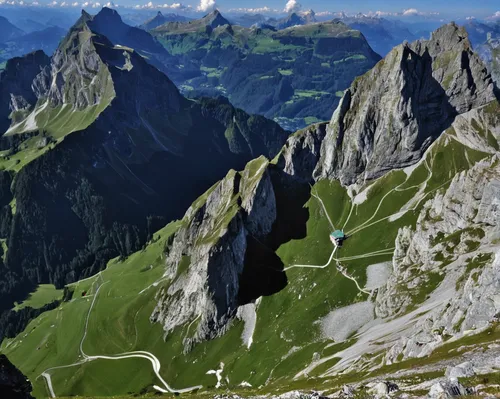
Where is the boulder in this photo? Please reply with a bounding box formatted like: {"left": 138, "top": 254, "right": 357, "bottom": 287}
{"left": 445, "top": 361, "right": 475, "bottom": 380}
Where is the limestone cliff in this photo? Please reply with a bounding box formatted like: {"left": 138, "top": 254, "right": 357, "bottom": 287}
{"left": 151, "top": 157, "right": 284, "bottom": 347}
{"left": 314, "top": 23, "right": 497, "bottom": 185}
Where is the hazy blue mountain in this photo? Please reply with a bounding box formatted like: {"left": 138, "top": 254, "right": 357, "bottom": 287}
{"left": 0, "top": 16, "right": 24, "bottom": 41}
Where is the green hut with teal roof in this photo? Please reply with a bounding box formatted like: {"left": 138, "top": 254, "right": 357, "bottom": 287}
{"left": 330, "top": 230, "right": 346, "bottom": 246}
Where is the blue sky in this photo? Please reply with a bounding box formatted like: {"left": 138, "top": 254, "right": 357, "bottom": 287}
{"left": 219, "top": 0, "right": 498, "bottom": 13}
{"left": 158, "top": 0, "right": 500, "bottom": 19}
{"left": 0, "top": 0, "right": 498, "bottom": 19}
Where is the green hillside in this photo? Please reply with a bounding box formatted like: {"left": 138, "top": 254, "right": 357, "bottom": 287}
{"left": 3, "top": 111, "right": 498, "bottom": 398}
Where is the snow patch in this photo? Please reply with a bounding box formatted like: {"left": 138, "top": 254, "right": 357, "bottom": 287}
{"left": 403, "top": 161, "right": 420, "bottom": 177}
{"left": 365, "top": 262, "right": 392, "bottom": 290}
{"left": 353, "top": 187, "right": 369, "bottom": 205}
{"left": 206, "top": 362, "right": 224, "bottom": 388}
{"left": 237, "top": 298, "right": 260, "bottom": 349}
{"left": 320, "top": 302, "right": 375, "bottom": 342}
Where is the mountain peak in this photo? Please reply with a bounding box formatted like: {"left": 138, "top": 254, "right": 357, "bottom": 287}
{"left": 202, "top": 9, "right": 230, "bottom": 29}
{"left": 314, "top": 22, "right": 496, "bottom": 185}
{"left": 95, "top": 6, "right": 123, "bottom": 23}
{"left": 428, "top": 22, "right": 471, "bottom": 51}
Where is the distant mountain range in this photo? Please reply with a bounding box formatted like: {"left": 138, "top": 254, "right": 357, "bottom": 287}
{"left": 0, "top": 26, "right": 66, "bottom": 64}
{"left": 147, "top": 9, "right": 380, "bottom": 130}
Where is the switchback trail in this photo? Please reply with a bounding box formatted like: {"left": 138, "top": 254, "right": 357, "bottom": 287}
{"left": 40, "top": 279, "right": 202, "bottom": 398}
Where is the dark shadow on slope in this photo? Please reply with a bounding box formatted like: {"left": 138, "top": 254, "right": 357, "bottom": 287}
{"left": 236, "top": 167, "right": 313, "bottom": 305}
{"left": 238, "top": 235, "right": 287, "bottom": 304}
{"left": 400, "top": 47, "right": 457, "bottom": 149}
{"left": 267, "top": 168, "right": 312, "bottom": 249}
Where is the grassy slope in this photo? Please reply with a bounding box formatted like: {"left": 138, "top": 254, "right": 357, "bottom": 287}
{"left": 0, "top": 130, "right": 496, "bottom": 398}
{"left": 13, "top": 285, "right": 63, "bottom": 311}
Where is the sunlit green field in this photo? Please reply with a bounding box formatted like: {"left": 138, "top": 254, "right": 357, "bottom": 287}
{"left": 1, "top": 128, "right": 496, "bottom": 398}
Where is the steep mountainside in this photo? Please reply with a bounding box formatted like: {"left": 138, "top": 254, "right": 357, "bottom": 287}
{"left": 2, "top": 22, "right": 500, "bottom": 399}
{"left": 314, "top": 23, "right": 496, "bottom": 184}
{"left": 0, "top": 10, "right": 288, "bottom": 332}
{"left": 78, "top": 7, "right": 175, "bottom": 76}
{"left": 151, "top": 10, "right": 381, "bottom": 130}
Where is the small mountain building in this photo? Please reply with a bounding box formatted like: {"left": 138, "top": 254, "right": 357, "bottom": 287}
{"left": 330, "top": 230, "right": 346, "bottom": 246}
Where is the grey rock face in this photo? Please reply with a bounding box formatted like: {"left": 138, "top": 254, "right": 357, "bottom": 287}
{"left": 0, "top": 50, "right": 50, "bottom": 133}
{"left": 445, "top": 361, "right": 475, "bottom": 380}
{"left": 314, "top": 23, "right": 497, "bottom": 185}
{"left": 276, "top": 123, "right": 327, "bottom": 183}
{"left": 428, "top": 380, "right": 470, "bottom": 399}
{"left": 47, "top": 19, "right": 113, "bottom": 109}
{"left": 377, "top": 154, "right": 500, "bottom": 361}
{"left": 151, "top": 157, "right": 278, "bottom": 346}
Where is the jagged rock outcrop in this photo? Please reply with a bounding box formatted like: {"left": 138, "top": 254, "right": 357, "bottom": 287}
{"left": 376, "top": 153, "right": 500, "bottom": 361}
{"left": 0, "top": 50, "right": 50, "bottom": 134}
{"left": 150, "top": 24, "right": 500, "bottom": 354}
{"left": 151, "top": 157, "right": 283, "bottom": 346}
{"left": 275, "top": 123, "right": 327, "bottom": 183}
{"left": 46, "top": 14, "right": 115, "bottom": 109}
{"left": 0, "top": 355, "right": 34, "bottom": 399}
{"left": 314, "top": 23, "right": 497, "bottom": 185}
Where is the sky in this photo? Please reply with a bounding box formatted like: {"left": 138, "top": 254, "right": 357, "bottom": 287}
{"left": 141, "top": 0, "right": 499, "bottom": 19}
{"left": 0, "top": 0, "right": 499, "bottom": 20}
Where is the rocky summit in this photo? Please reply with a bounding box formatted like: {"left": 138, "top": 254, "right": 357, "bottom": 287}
{"left": 314, "top": 23, "right": 496, "bottom": 185}
{"left": 0, "top": 6, "right": 500, "bottom": 399}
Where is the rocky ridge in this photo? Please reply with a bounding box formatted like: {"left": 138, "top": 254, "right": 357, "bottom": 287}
{"left": 314, "top": 23, "right": 497, "bottom": 185}
{"left": 152, "top": 156, "right": 286, "bottom": 347}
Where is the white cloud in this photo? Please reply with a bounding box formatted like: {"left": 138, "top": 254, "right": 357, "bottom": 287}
{"left": 402, "top": 8, "right": 419, "bottom": 16}
{"left": 132, "top": 1, "right": 188, "bottom": 9}
{"left": 284, "top": 0, "right": 301, "bottom": 13}
{"left": 402, "top": 8, "right": 439, "bottom": 17}
{"left": 197, "top": 0, "right": 215, "bottom": 12}
{"left": 486, "top": 11, "right": 500, "bottom": 20}
{"left": 228, "top": 6, "right": 279, "bottom": 14}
